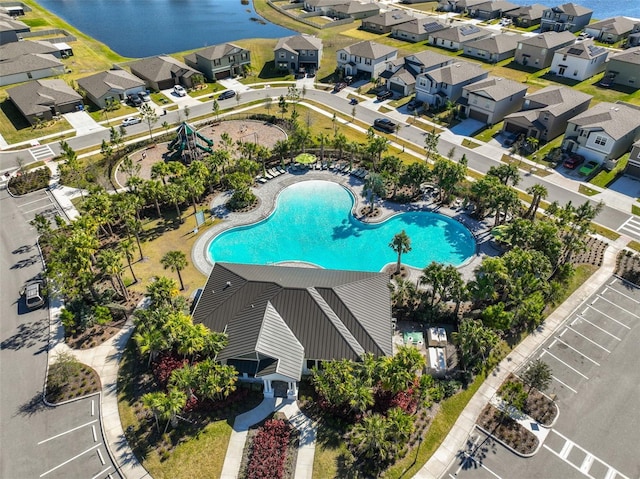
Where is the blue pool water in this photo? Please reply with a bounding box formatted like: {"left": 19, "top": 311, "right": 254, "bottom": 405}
{"left": 208, "top": 181, "right": 475, "bottom": 272}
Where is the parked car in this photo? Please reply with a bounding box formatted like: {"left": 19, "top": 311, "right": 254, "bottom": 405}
{"left": 121, "top": 117, "right": 142, "bottom": 127}
{"left": 173, "top": 85, "right": 187, "bottom": 97}
{"left": 579, "top": 160, "right": 599, "bottom": 177}
{"left": 376, "top": 90, "right": 393, "bottom": 101}
{"left": 349, "top": 97, "right": 358, "bottom": 105}
{"left": 599, "top": 75, "right": 614, "bottom": 88}
{"left": 373, "top": 118, "right": 397, "bottom": 133}
{"left": 23, "top": 280, "right": 45, "bottom": 310}
{"left": 344, "top": 76, "right": 354, "bottom": 85}
{"left": 127, "top": 93, "right": 142, "bottom": 106}
{"left": 218, "top": 90, "right": 236, "bottom": 100}
{"left": 138, "top": 90, "right": 151, "bottom": 102}
{"left": 333, "top": 82, "right": 347, "bottom": 92}
{"left": 563, "top": 153, "right": 585, "bottom": 169}
{"left": 407, "top": 99, "right": 423, "bottom": 111}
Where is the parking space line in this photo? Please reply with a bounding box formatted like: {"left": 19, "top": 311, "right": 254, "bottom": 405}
{"left": 17, "top": 197, "right": 51, "bottom": 207}
{"left": 566, "top": 326, "right": 611, "bottom": 353}
{"left": 544, "top": 445, "right": 589, "bottom": 478}
{"left": 591, "top": 298, "right": 637, "bottom": 324}
{"left": 576, "top": 315, "right": 622, "bottom": 341}
{"left": 38, "top": 419, "right": 98, "bottom": 444}
{"left": 550, "top": 374, "right": 577, "bottom": 393}
{"left": 92, "top": 425, "right": 97, "bottom": 442}
{"left": 91, "top": 467, "right": 112, "bottom": 479}
{"left": 552, "top": 336, "right": 600, "bottom": 366}
{"left": 604, "top": 287, "right": 640, "bottom": 304}
{"left": 456, "top": 454, "right": 503, "bottom": 479}
{"left": 581, "top": 454, "right": 595, "bottom": 473}
{"left": 559, "top": 440, "right": 573, "bottom": 459}
{"left": 541, "top": 350, "right": 589, "bottom": 379}
{"left": 24, "top": 203, "right": 55, "bottom": 214}
{"left": 97, "top": 448, "right": 105, "bottom": 465}
{"left": 40, "top": 443, "right": 101, "bottom": 477}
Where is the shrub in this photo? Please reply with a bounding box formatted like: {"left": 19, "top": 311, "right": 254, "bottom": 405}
{"left": 8, "top": 168, "right": 50, "bottom": 195}
{"left": 152, "top": 353, "right": 188, "bottom": 388}
{"left": 247, "top": 419, "right": 291, "bottom": 479}
{"left": 93, "top": 305, "right": 112, "bottom": 325}
{"left": 48, "top": 352, "right": 82, "bottom": 393}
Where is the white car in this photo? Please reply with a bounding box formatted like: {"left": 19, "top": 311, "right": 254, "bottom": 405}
{"left": 121, "top": 117, "right": 141, "bottom": 127}
{"left": 173, "top": 85, "right": 187, "bottom": 97}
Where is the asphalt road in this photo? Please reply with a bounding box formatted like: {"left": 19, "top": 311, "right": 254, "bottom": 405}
{"left": 0, "top": 188, "right": 118, "bottom": 478}
{"left": 446, "top": 276, "right": 640, "bottom": 479}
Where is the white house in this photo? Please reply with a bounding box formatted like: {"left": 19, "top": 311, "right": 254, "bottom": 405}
{"left": 549, "top": 40, "right": 609, "bottom": 81}
{"left": 337, "top": 40, "right": 398, "bottom": 78}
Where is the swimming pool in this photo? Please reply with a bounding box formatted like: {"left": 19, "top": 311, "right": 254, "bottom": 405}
{"left": 208, "top": 180, "right": 475, "bottom": 272}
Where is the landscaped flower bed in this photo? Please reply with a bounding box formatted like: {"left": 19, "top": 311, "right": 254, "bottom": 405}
{"left": 46, "top": 354, "right": 101, "bottom": 403}
{"left": 243, "top": 417, "right": 296, "bottom": 479}
{"left": 616, "top": 250, "right": 640, "bottom": 286}
{"left": 477, "top": 404, "right": 539, "bottom": 456}
{"left": 8, "top": 168, "right": 50, "bottom": 195}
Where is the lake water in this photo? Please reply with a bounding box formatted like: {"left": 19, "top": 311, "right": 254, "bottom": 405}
{"left": 36, "top": 0, "right": 296, "bottom": 58}
{"left": 508, "top": 0, "right": 640, "bottom": 20}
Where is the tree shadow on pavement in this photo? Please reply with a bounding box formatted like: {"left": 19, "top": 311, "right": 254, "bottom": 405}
{"left": 16, "top": 392, "right": 49, "bottom": 418}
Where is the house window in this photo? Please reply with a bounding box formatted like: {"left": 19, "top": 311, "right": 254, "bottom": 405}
{"left": 365, "top": 58, "right": 372, "bottom": 65}
{"left": 340, "top": 53, "right": 347, "bottom": 60}
{"left": 595, "top": 136, "right": 607, "bottom": 146}
{"left": 573, "top": 70, "right": 578, "bottom": 76}
{"left": 241, "top": 53, "right": 247, "bottom": 60}
{"left": 563, "top": 54, "right": 567, "bottom": 61}
{"left": 301, "top": 50, "right": 307, "bottom": 55}
{"left": 279, "top": 52, "right": 285, "bottom": 58}
{"left": 214, "top": 59, "right": 221, "bottom": 66}
{"left": 309, "top": 51, "right": 315, "bottom": 56}
{"left": 518, "top": 43, "right": 523, "bottom": 49}
{"left": 543, "top": 113, "right": 549, "bottom": 121}
{"left": 229, "top": 56, "right": 235, "bottom": 62}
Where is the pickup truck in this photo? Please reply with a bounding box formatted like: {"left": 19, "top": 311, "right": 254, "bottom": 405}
{"left": 373, "top": 118, "right": 397, "bottom": 133}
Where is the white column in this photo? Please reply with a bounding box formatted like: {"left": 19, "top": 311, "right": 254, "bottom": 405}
{"left": 264, "top": 379, "right": 274, "bottom": 398}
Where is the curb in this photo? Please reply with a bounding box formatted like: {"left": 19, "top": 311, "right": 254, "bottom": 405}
{"left": 475, "top": 423, "right": 541, "bottom": 458}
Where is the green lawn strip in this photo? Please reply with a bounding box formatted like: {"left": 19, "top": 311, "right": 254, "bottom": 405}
{"left": 627, "top": 241, "right": 640, "bottom": 253}
{"left": 632, "top": 205, "right": 640, "bottom": 216}
{"left": 461, "top": 139, "right": 481, "bottom": 149}
{"left": 591, "top": 223, "right": 621, "bottom": 241}
{"left": 0, "top": 100, "right": 73, "bottom": 144}
{"left": 579, "top": 184, "right": 599, "bottom": 196}
{"left": 543, "top": 264, "right": 598, "bottom": 317}
{"left": 590, "top": 154, "right": 629, "bottom": 188}
{"left": 22, "top": 160, "right": 46, "bottom": 171}
{"left": 473, "top": 122, "right": 503, "bottom": 143}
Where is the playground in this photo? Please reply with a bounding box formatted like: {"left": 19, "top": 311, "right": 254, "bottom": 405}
{"left": 114, "top": 119, "right": 287, "bottom": 187}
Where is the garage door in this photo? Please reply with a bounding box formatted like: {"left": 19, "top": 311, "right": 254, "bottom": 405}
{"left": 625, "top": 163, "right": 640, "bottom": 179}
{"left": 389, "top": 81, "right": 405, "bottom": 94}
{"left": 468, "top": 109, "right": 489, "bottom": 123}
{"left": 215, "top": 70, "right": 231, "bottom": 80}
{"left": 503, "top": 121, "right": 527, "bottom": 136}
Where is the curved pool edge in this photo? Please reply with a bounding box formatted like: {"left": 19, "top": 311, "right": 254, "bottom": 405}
{"left": 192, "top": 171, "right": 487, "bottom": 280}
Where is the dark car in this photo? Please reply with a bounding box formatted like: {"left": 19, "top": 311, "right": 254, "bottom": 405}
{"left": 376, "top": 90, "right": 393, "bottom": 101}
{"left": 407, "top": 99, "right": 423, "bottom": 111}
{"left": 127, "top": 94, "right": 142, "bottom": 107}
{"left": 599, "top": 75, "right": 614, "bottom": 88}
{"left": 344, "top": 76, "right": 354, "bottom": 85}
{"left": 563, "top": 153, "right": 585, "bottom": 169}
{"left": 349, "top": 97, "right": 358, "bottom": 105}
{"left": 218, "top": 90, "right": 236, "bottom": 100}
{"left": 138, "top": 90, "right": 151, "bottom": 102}
{"left": 333, "top": 82, "right": 347, "bottom": 92}
{"left": 373, "top": 118, "right": 397, "bottom": 133}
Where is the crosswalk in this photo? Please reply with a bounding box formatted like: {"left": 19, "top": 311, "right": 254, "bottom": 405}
{"left": 617, "top": 216, "right": 640, "bottom": 242}
{"left": 29, "top": 144, "right": 55, "bottom": 162}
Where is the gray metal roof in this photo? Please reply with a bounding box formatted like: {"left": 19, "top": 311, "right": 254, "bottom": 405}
{"left": 192, "top": 263, "right": 393, "bottom": 380}
{"left": 77, "top": 69, "right": 145, "bottom": 99}
{"left": 568, "top": 102, "right": 640, "bottom": 141}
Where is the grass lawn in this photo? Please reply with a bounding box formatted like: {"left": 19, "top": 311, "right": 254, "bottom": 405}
{"left": 0, "top": 100, "right": 72, "bottom": 145}
{"left": 628, "top": 240, "right": 640, "bottom": 252}
{"left": 633, "top": 205, "right": 640, "bottom": 216}
{"left": 590, "top": 154, "right": 629, "bottom": 188}
{"left": 474, "top": 122, "right": 503, "bottom": 143}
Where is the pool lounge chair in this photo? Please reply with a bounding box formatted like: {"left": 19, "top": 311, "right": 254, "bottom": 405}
{"left": 263, "top": 171, "right": 274, "bottom": 179}
{"left": 269, "top": 168, "right": 280, "bottom": 177}
{"left": 276, "top": 166, "right": 286, "bottom": 174}
{"left": 350, "top": 168, "right": 362, "bottom": 177}
{"left": 256, "top": 176, "right": 268, "bottom": 184}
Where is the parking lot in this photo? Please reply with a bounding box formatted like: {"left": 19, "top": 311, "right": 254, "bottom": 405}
{"left": 11, "top": 188, "right": 63, "bottom": 227}
{"left": 447, "top": 276, "right": 640, "bottom": 479}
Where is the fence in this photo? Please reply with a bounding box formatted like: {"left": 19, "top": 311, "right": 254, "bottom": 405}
{"left": 266, "top": 0, "right": 353, "bottom": 29}
{"left": 18, "top": 28, "right": 77, "bottom": 43}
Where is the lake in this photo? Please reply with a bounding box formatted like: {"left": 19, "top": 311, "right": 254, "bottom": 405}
{"left": 36, "top": 0, "right": 296, "bottom": 58}
{"left": 508, "top": 0, "right": 640, "bottom": 20}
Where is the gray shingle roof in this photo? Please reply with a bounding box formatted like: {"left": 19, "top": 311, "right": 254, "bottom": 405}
{"left": 394, "top": 18, "right": 447, "bottom": 35}
{"left": 0, "top": 39, "right": 58, "bottom": 60}
{"left": 430, "top": 24, "right": 492, "bottom": 43}
{"left": 192, "top": 263, "right": 393, "bottom": 379}
{"left": 341, "top": 40, "right": 397, "bottom": 59}
{"left": 568, "top": 102, "right": 640, "bottom": 140}
{"left": 464, "top": 33, "right": 519, "bottom": 54}
{"left": 333, "top": 1, "right": 379, "bottom": 15}
{"left": 7, "top": 79, "right": 81, "bottom": 116}
{"left": 586, "top": 16, "right": 637, "bottom": 36}
{"left": 555, "top": 39, "right": 608, "bottom": 60}
{"left": 305, "top": 0, "right": 345, "bottom": 7}
{"left": 545, "top": 2, "right": 592, "bottom": 16}
{"left": 518, "top": 30, "right": 575, "bottom": 49}
{"left": 0, "top": 52, "right": 62, "bottom": 76}
{"left": 506, "top": 3, "right": 546, "bottom": 20}
{"left": 425, "top": 60, "right": 486, "bottom": 84}
{"left": 275, "top": 34, "right": 323, "bottom": 54}
{"left": 77, "top": 69, "right": 145, "bottom": 99}
{"left": 464, "top": 76, "right": 527, "bottom": 101}
{"left": 473, "top": 1, "right": 519, "bottom": 13}
{"left": 406, "top": 50, "right": 453, "bottom": 70}
{"left": 609, "top": 46, "right": 640, "bottom": 65}
{"left": 364, "top": 9, "right": 413, "bottom": 27}
{"left": 505, "top": 85, "right": 592, "bottom": 120}
{"left": 129, "top": 55, "right": 198, "bottom": 82}
{"left": 191, "top": 43, "right": 246, "bottom": 61}
{"left": 0, "top": 12, "right": 28, "bottom": 32}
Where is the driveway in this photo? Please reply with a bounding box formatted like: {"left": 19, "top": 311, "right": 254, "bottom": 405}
{"left": 62, "top": 111, "right": 106, "bottom": 135}
{"left": 450, "top": 118, "right": 485, "bottom": 137}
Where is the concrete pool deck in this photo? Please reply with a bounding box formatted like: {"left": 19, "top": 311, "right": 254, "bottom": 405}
{"left": 192, "top": 166, "right": 502, "bottom": 284}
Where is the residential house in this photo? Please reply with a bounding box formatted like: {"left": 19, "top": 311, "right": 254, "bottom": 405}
{"left": 415, "top": 60, "right": 488, "bottom": 107}
{"left": 381, "top": 50, "right": 453, "bottom": 96}
{"left": 184, "top": 43, "right": 251, "bottom": 81}
{"left": 129, "top": 56, "right": 200, "bottom": 91}
{"left": 303, "top": 0, "right": 345, "bottom": 13}
{"left": 503, "top": 4, "right": 546, "bottom": 28}
{"left": 502, "top": 85, "right": 592, "bottom": 142}
{"left": 330, "top": 1, "right": 380, "bottom": 20}
{"left": 0, "top": 4, "right": 27, "bottom": 17}
{"left": 540, "top": 3, "right": 592, "bottom": 33}
{"left": 627, "top": 23, "right": 640, "bottom": 48}
{"left": 585, "top": 17, "right": 638, "bottom": 45}
{"left": 361, "top": 10, "right": 413, "bottom": 34}
{"left": 274, "top": 34, "right": 323, "bottom": 74}
{"left": 604, "top": 47, "right": 640, "bottom": 88}
{"left": 0, "top": 52, "right": 64, "bottom": 87}
{"left": 428, "top": 24, "right": 493, "bottom": 51}
{"left": 337, "top": 40, "right": 398, "bottom": 78}
{"left": 513, "top": 30, "right": 575, "bottom": 69}
{"left": 458, "top": 76, "right": 527, "bottom": 124}
{"left": 391, "top": 18, "right": 448, "bottom": 43}
{"left": 549, "top": 40, "right": 608, "bottom": 81}
{"left": 437, "top": 0, "right": 488, "bottom": 13}
{"left": 0, "top": 12, "right": 29, "bottom": 44}
{"left": 77, "top": 69, "right": 146, "bottom": 109}
{"left": 463, "top": 33, "right": 520, "bottom": 63}
{"left": 468, "top": 0, "right": 519, "bottom": 20}
{"left": 191, "top": 263, "right": 393, "bottom": 399}
{"left": 624, "top": 139, "right": 640, "bottom": 178}
{"left": 8, "top": 79, "right": 83, "bottom": 125}
{"left": 0, "top": 40, "right": 64, "bottom": 60}
{"left": 562, "top": 102, "right": 640, "bottom": 168}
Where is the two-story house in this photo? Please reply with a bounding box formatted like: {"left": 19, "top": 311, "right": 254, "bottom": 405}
{"left": 184, "top": 43, "right": 251, "bottom": 81}
{"left": 274, "top": 34, "right": 323, "bottom": 74}
{"left": 415, "top": 60, "right": 488, "bottom": 107}
{"left": 514, "top": 30, "right": 575, "bottom": 69}
{"left": 463, "top": 33, "right": 520, "bottom": 63}
{"left": 468, "top": 0, "right": 519, "bottom": 20}
{"left": 584, "top": 16, "right": 637, "bottom": 44}
{"left": 391, "top": 18, "right": 447, "bottom": 43}
{"left": 604, "top": 47, "right": 640, "bottom": 88}
{"left": 502, "top": 85, "right": 592, "bottom": 142}
{"left": 381, "top": 50, "right": 452, "bottom": 97}
{"left": 627, "top": 23, "right": 640, "bottom": 47}
{"left": 337, "top": 40, "right": 398, "bottom": 78}
{"left": 361, "top": 10, "right": 413, "bottom": 34}
{"left": 428, "top": 24, "right": 493, "bottom": 51}
{"left": 562, "top": 102, "right": 640, "bottom": 169}
{"left": 458, "top": 76, "right": 527, "bottom": 125}
{"left": 503, "top": 4, "right": 546, "bottom": 28}
{"left": 549, "top": 40, "right": 609, "bottom": 81}
{"left": 624, "top": 139, "right": 640, "bottom": 178}
{"left": 540, "top": 3, "right": 592, "bottom": 33}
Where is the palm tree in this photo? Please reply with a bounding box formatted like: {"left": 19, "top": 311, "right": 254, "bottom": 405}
{"left": 146, "top": 276, "right": 180, "bottom": 308}
{"left": 164, "top": 183, "right": 185, "bottom": 224}
{"left": 389, "top": 230, "right": 411, "bottom": 275}
{"left": 316, "top": 132, "right": 329, "bottom": 162}
{"left": 521, "top": 359, "right": 552, "bottom": 393}
{"left": 139, "top": 103, "right": 158, "bottom": 142}
{"left": 142, "top": 391, "right": 165, "bottom": 433}
{"left": 169, "top": 364, "right": 198, "bottom": 399}
{"left": 525, "top": 183, "right": 548, "bottom": 221}
{"left": 161, "top": 388, "right": 187, "bottom": 433}
{"left": 424, "top": 127, "right": 440, "bottom": 161}
{"left": 348, "top": 413, "right": 393, "bottom": 471}
{"left": 141, "top": 180, "right": 165, "bottom": 218}
{"left": 161, "top": 250, "right": 188, "bottom": 290}
{"left": 151, "top": 161, "right": 172, "bottom": 185}
{"left": 97, "top": 248, "right": 129, "bottom": 300}
{"left": 332, "top": 132, "right": 348, "bottom": 160}
{"left": 362, "top": 173, "right": 386, "bottom": 214}
{"left": 452, "top": 318, "right": 499, "bottom": 372}
{"left": 134, "top": 329, "right": 168, "bottom": 366}
{"left": 119, "top": 237, "right": 138, "bottom": 284}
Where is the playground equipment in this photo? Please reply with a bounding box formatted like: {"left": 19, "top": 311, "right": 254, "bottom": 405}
{"left": 168, "top": 122, "right": 214, "bottom": 163}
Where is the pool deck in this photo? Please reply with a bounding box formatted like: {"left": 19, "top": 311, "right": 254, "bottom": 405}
{"left": 192, "top": 167, "right": 501, "bottom": 283}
